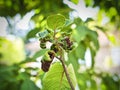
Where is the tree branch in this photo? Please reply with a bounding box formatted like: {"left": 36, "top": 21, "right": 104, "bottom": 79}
{"left": 53, "top": 27, "right": 74, "bottom": 90}
{"left": 56, "top": 56, "right": 75, "bottom": 90}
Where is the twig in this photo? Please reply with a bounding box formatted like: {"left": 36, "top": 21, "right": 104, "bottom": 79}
{"left": 53, "top": 28, "right": 74, "bottom": 90}
{"left": 56, "top": 56, "right": 75, "bottom": 90}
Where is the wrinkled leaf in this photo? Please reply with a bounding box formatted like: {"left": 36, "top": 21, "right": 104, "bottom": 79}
{"left": 47, "top": 14, "right": 66, "bottom": 30}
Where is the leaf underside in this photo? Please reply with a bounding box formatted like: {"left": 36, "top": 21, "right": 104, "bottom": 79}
{"left": 42, "top": 62, "right": 76, "bottom": 90}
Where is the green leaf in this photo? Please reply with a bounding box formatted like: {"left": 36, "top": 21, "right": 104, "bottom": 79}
{"left": 20, "top": 79, "right": 39, "bottom": 90}
{"left": 107, "top": 33, "right": 116, "bottom": 45}
{"left": 0, "top": 65, "right": 18, "bottom": 83}
{"left": 71, "top": 25, "right": 99, "bottom": 68}
{"left": 95, "top": 26, "right": 107, "bottom": 32}
{"left": 67, "top": 42, "right": 86, "bottom": 76}
{"left": 33, "top": 49, "right": 49, "bottom": 59}
{"left": 47, "top": 14, "right": 66, "bottom": 30}
{"left": 77, "top": 71, "right": 97, "bottom": 90}
{"left": 78, "top": 73, "right": 89, "bottom": 90}
{"left": 88, "top": 30, "right": 99, "bottom": 50}
{"left": 89, "top": 47, "right": 96, "bottom": 68}
{"left": 17, "top": 72, "right": 30, "bottom": 80}
{"left": 37, "top": 30, "right": 49, "bottom": 39}
{"left": 72, "top": 26, "right": 88, "bottom": 43}
{"left": 72, "top": 25, "right": 99, "bottom": 51}
{"left": 101, "top": 75, "right": 119, "bottom": 90}
{"left": 85, "top": 18, "right": 94, "bottom": 23}
{"left": 74, "top": 18, "right": 83, "bottom": 26}
{"left": 75, "top": 42, "right": 86, "bottom": 60}
{"left": 64, "top": 19, "right": 73, "bottom": 27}
{"left": 90, "top": 79, "right": 97, "bottom": 90}
{"left": 42, "top": 51, "right": 51, "bottom": 61}
{"left": 84, "top": 0, "right": 94, "bottom": 6}
{"left": 27, "top": 28, "right": 40, "bottom": 39}
{"left": 67, "top": 64, "right": 77, "bottom": 87}
{"left": 68, "top": 50, "right": 79, "bottom": 73}
{"left": 42, "top": 62, "right": 76, "bottom": 90}
{"left": 71, "top": 0, "right": 79, "bottom": 4}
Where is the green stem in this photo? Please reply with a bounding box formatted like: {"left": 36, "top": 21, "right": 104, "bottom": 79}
{"left": 53, "top": 29, "right": 74, "bottom": 90}
{"left": 53, "top": 29, "right": 57, "bottom": 43}
{"left": 56, "top": 56, "right": 75, "bottom": 90}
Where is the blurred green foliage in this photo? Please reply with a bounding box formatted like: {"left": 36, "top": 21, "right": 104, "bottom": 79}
{"left": 0, "top": 0, "right": 120, "bottom": 90}
{"left": 0, "top": 0, "right": 70, "bottom": 17}
{"left": 93, "top": 0, "right": 120, "bottom": 30}
{"left": 0, "top": 37, "right": 25, "bottom": 65}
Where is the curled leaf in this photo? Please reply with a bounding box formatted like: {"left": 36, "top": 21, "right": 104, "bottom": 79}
{"left": 41, "top": 60, "right": 52, "bottom": 72}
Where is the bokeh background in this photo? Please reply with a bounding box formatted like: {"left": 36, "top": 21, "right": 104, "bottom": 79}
{"left": 0, "top": 0, "right": 120, "bottom": 90}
